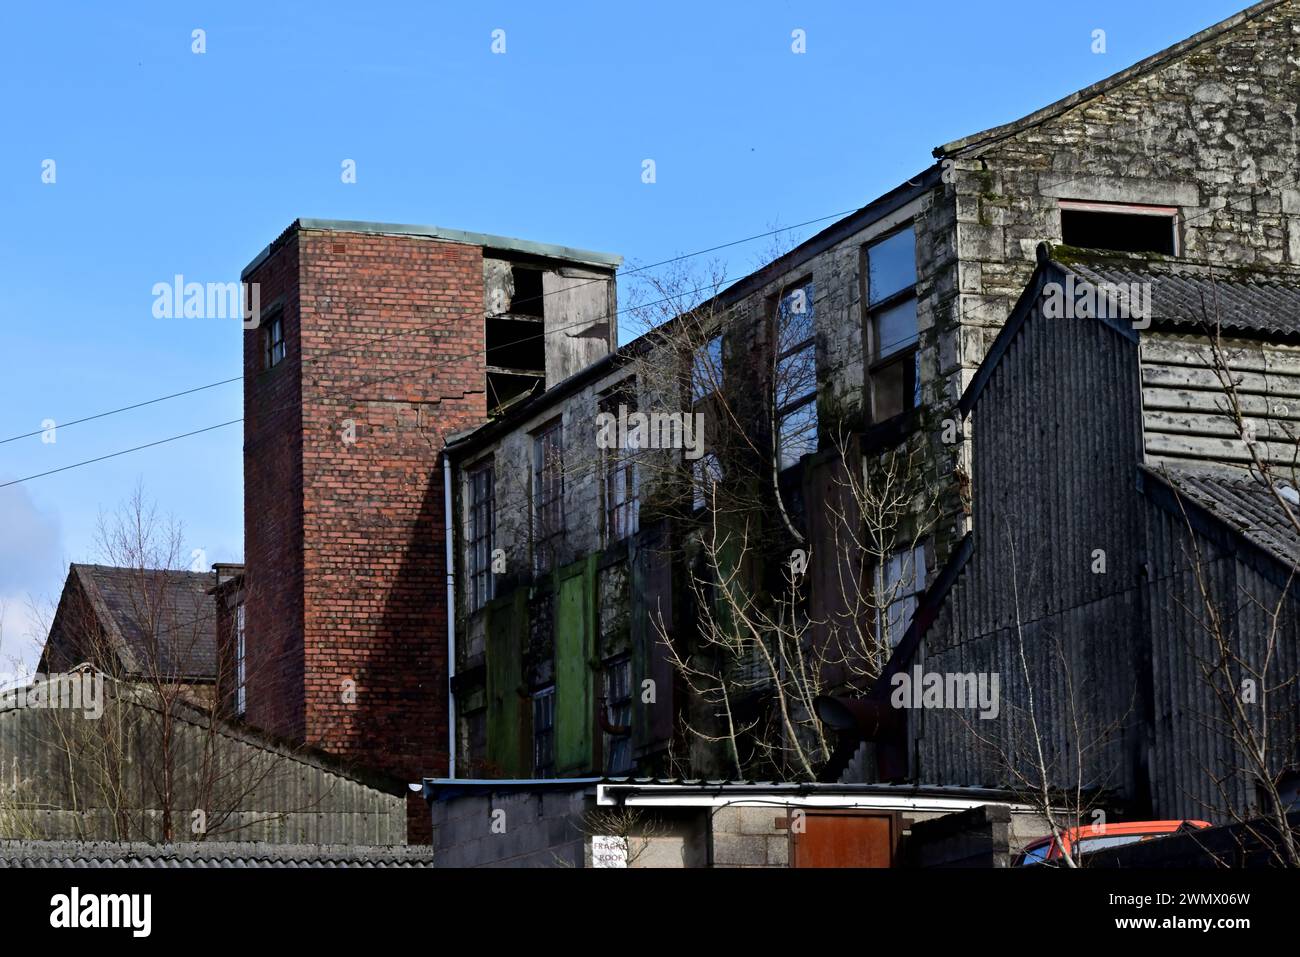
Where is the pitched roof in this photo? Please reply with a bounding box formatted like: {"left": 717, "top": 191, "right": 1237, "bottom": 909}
{"left": 1142, "top": 463, "right": 1300, "bottom": 569}
{"left": 936, "top": 0, "right": 1288, "bottom": 156}
{"left": 1068, "top": 255, "right": 1300, "bottom": 338}
{"left": 59, "top": 564, "right": 219, "bottom": 681}
{"left": 0, "top": 840, "right": 436, "bottom": 868}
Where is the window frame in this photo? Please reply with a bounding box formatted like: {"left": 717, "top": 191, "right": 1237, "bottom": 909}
{"left": 873, "top": 544, "right": 927, "bottom": 650}
{"left": 864, "top": 227, "right": 920, "bottom": 424}
{"left": 1058, "top": 199, "right": 1181, "bottom": 256}
{"left": 532, "top": 685, "right": 556, "bottom": 777}
{"left": 603, "top": 655, "right": 634, "bottom": 774}
{"left": 234, "top": 603, "right": 247, "bottom": 717}
{"left": 532, "top": 420, "right": 565, "bottom": 573}
{"left": 465, "top": 461, "right": 495, "bottom": 612}
{"left": 600, "top": 387, "right": 640, "bottom": 546}
{"left": 263, "top": 311, "right": 286, "bottom": 370}
{"left": 773, "top": 279, "right": 819, "bottom": 471}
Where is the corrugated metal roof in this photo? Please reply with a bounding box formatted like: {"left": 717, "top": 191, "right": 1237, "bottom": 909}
{"left": 0, "top": 840, "right": 435, "bottom": 868}
{"left": 1141, "top": 463, "right": 1300, "bottom": 568}
{"left": 1069, "top": 258, "right": 1300, "bottom": 338}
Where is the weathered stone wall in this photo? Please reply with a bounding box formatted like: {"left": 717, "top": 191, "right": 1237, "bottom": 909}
{"left": 918, "top": 0, "right": 1300, "bottom": 552}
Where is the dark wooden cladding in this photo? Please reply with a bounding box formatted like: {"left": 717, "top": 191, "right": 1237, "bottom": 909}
{"left": 909, "top": 282, "right": 1300, "bottom": 821}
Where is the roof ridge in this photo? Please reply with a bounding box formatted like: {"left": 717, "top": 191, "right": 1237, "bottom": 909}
{"left": 935, "top": 0, "right": 1288, "bottom": 157}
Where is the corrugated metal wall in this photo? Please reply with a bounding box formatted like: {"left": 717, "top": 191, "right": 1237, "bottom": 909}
{"left": 912, "top": 288, "right": 1300, "bottom": 820}
{"left": 913, "top": 291, "right": 1148, "bottom": 804}
{"left": 0, "top": 684, "right": 406, "bottom": 843}
{"left": 1142, "top": 503, "right": 1300, "bottom": 819}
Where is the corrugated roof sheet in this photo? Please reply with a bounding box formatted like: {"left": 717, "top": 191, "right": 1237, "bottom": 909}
{"left": 1068, "top": 258, "right": 1300, "bottom": 338}
{"left": 1142, "top": 463, "right": 1300, "bottom": 568}
{"left": 0, "top": 840, "right": 436, "bottom": 868}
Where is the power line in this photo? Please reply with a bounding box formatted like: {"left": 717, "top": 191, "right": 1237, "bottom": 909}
{"left": 5, "top": 151, "right": 1292, "bottom": 487}
{"left": 0, "top": 114, "right": 1199, "bottom": 447}
{"left": 0, "top": 420, "right": 242, "bottom": 488}
{"left": 0, "top": 210, "right": 862, "bottom": 447}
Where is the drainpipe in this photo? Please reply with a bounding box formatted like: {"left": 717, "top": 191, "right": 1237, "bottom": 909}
{"left": 443, "top": 452, "right": 457, "bottom": 779}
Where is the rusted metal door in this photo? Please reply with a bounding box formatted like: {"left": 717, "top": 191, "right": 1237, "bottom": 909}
{"left": 790, "top": 811, "right": 896, "bottom": 868}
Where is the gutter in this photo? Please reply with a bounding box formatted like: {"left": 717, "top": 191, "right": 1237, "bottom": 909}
{"left": 443, "top": 453, "right": 457, "bottom": 779}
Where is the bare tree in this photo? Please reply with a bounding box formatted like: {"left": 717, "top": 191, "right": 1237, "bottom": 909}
{"left": 606, "top": 255, "right": 941, "bottom": 781}
{"left": 1158, "top": 297, "right": 1300, "bottom": 866}
{"left": 4, "top": 485, "right": 329, "bottom": 843}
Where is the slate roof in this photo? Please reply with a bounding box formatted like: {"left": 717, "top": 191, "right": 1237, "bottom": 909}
{"left": 1142, "top": 463, "right": 1300, "bottom": 569}
{"left": 1068, "top": 256, "right": 1300, "bottom": 339}
{"left": 0, "top": 840, "right": 436, "bottom": 868}
{"left": 53, "top": 564, "right": 219, "bottom": 680}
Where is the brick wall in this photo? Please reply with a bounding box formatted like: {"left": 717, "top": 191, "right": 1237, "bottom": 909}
{"left": 243, "top": 224, "right": 488, "bottom": 837}
{"left": 243, "top": 228, "right": 306, "bottom": 742}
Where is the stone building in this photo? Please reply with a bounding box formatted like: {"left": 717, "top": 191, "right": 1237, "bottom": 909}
{"left": 442, "top": 0, "right": 1300, "bottom": 784}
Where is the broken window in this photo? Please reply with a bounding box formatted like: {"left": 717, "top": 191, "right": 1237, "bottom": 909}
{"left": 485, "top": 262, "right": 546, "bottom": 415}
{"left": 263, "top": 311, "right": 285, "bottom": 370}
{"left": 603, "top": 655, "right": 633, "bottom": 774}
{"left": 510, "top": 266, "right": 545, "bottom": 318}
{"left": 533, "top": 421, "right": 565, "bottom": 573}
{"left": 874, "top": 544, "right": 926, "bottom": 649}
{"left": 692, "top": 450, "right": 723, "bottom": 511}
{"left": 1059, "top": 201, "right": 1179, "bottom": 256}
{"left": 866, "top": 229, "right": 919, "bottom": 423}
{"left": 466, "top": 462, "right": 495, "bottom": 612}
{"left": 601, "top": 387, "right": 640, "bottom": 545}
{"left": 532, "top": 685, "right": 555, "bottom": 777}
{"left": 775, "top": 281, "right": 818, "bottom": 470}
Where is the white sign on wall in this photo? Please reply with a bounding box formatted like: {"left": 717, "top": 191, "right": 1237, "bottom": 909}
{"left": 591, "top": 835, "right": 628, "bottom": 868}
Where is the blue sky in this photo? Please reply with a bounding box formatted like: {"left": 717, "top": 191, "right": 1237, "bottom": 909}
{"left": 0, "top": 0, "right": 1249, "bottom": 670}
